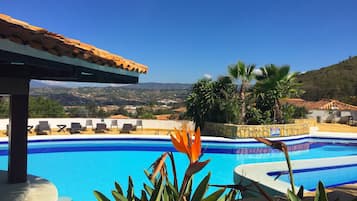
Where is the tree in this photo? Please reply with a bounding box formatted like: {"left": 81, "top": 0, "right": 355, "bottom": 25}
{"left": 85, "top": 102, "right": 98, "bottom": 117}
{"left": 66, "top": 107, "right": 88, "bottom": 117}
{"left": 228, "top": 61, "right": 256, "bottom": 124}
{"left": 254, "top": 64, "right": 302, "bottom": 123}
{"left": 0, "top": 96, "right": 9, "bottom": 118}
{"left": 185, "top": 77, "right": 239, "bottom": 129}
{"left": 136, "top": 106, "right": 156, "bottom": 119}
{"left": 186, "top": 78, "right": 215, "bottom": 129}
{"left": 29, "top": 96, "right": 66, "bottom": 118}
{"left": 114, "top": 106, "right": 130, "bottom": 116}
{"left": 207, "top": 76, "right": 239, "bottom": 124}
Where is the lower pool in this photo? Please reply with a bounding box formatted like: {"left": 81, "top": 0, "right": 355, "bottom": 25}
{"left": 269, "top": 163, "right": 357, "bottom": 191}
{"left": 0, "top": 135, "right": 357, "bottom": 201}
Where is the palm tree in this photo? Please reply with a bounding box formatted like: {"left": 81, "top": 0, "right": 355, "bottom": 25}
{"left": 255, "top": 64, "right": 302, "bottom": 123}
{"left": 228, "top": 61, "right": 256, "bottom": 124}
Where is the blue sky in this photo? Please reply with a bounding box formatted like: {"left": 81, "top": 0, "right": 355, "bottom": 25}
{"left": 2, "top": 0, "right": 357, "bottom": 84}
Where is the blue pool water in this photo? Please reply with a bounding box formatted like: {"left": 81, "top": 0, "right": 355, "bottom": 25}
{"left": 269, "top": 163, "right": 357, "bottom": 191}
{"left": 0, "top": 136, "right": 357, "bottom": 201}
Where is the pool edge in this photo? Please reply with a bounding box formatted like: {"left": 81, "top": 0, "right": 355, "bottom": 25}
{"left": 234, "top": 155, "right": 357, "bottom": 198}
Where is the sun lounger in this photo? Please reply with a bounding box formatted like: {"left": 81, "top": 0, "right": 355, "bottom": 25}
{"left": 120, "top": 123, "right": 134, "bottom": 134}
{"left": 5, "top": 124, "right": 33, "bottom": 135}
{"left": 95, "top": 123, "right": 108, "bottom": 133}
{"left": 350, "top": 112, "right": 357, "bottom": 126}
{"left": 35, "top": 121, "right": 51, "bottom": 135}
{"left": 69, "top": 122, "right": 82, "bottom": 134}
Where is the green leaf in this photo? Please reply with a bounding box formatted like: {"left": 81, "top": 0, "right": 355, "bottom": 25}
{"left": 112, "top": 191, "right": 129, "bottom": 201}
{"left": 144, "top": 183, "right": 154, "bottom": 196}
{"left": 162, "top": 185, "right": 169, "bottom": 201}
{"left": 167, "top": 182, "right": 179, "bottom": 199}
{"left": 287, "top": 190, "right": 301, "bottom": 201}
{"left": 127, "top": 176, "right": 134, "bottom": 201}
{"left": 297, "top": 186, "right": 304, "bottom": 199}
{"left": 314, "top": 181, "right": 328, "bottom": 201}
{"left": 184, "top": 177, "right": 193, "bottom": 200}
{"left": 202, "top": 188, "right": 225, "bottom": 201}
{"left": 144, "top": 169, "right": 156, "bottom": 185}
{"left": 115, "top": 182, "right": 124, "bottom": 195}
{"left": 191, "top": 173, "right": 211, "bottom": 201}
{"left": 224, "top": 189, "right": 234, "bottom": 201}
{"left": 140, "top": 190, "right": 148, "bottom": 201}
{"left": 149, "top": 177, "right": 164, "bottom": 201}
{"left": 94, "top": 190, "right": 111, "bottom": 201}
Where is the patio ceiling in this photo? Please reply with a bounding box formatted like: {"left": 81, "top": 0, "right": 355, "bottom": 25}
{"left": 0, "top": 14, "right": 148, "bottom": 83}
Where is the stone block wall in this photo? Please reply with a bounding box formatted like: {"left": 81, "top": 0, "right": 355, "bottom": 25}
{"left": 203, "top": 121, "right": 310, "bottom": 139}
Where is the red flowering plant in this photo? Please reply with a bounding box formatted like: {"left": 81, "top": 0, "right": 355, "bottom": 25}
{"left": 94, "top": 126, "right": 242, "bottom": 201}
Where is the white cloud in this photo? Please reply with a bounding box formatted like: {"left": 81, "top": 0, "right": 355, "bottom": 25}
{"left": 253, "top": 68, "right": 263, "bottom": 76}
{"left": 203, "top": 73, "right": 212, "bottom": 79}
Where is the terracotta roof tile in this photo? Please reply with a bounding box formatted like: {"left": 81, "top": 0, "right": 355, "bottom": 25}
{"left": 110, "top": 114, "right": 130, "bottom": 119}
{"left": 173, "top": 107, "right": 187, "bottom": 113}
{"left": 155, "top": 114, "right": 172, "bottom": 120}
{"left": 0, "top": 14, "right": 148, "bottom": 73}
{"left": 281, "top": 98, "right": 357, "bottom": 111}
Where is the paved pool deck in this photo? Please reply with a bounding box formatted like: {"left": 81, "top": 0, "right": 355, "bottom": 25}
{"left": 0, "top": 171, "right": 57, "bottom": 201}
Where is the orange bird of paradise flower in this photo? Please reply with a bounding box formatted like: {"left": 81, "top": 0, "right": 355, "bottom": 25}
{"left": 170, "top": 126, "right": 201, "bottom": 164}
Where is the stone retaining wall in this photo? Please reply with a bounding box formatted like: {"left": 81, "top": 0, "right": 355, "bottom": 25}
{"left": 203, "top": 120, "right": 311, "bottom": 138}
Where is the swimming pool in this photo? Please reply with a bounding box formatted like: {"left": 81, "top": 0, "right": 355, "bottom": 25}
{"left": 0, "top": 135, "right": 357, "bottom": 201}
{"left": 269, "top": 163, "right": 357, "bottom": 191}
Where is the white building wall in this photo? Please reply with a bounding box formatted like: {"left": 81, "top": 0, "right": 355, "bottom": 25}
{"left": 308, "top": 110, "right": 352, "bottom": 123}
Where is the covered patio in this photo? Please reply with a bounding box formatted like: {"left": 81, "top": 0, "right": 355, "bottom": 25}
{"left": 0, "top": 14, "right": 147, "bottom": 200}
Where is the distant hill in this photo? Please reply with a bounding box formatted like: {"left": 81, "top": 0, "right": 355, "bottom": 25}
{"left": 121, "top": 82, "right": 192, "bottom": 90}
{"left": 30, "top": 82, "right": 191, "bottom": 106}
{"left": 30, "top": 80, "right": 53, "bottom": 88}
{"left": 297, "top": 56, "right": 357, "bottom": 105}
{"left": 30, "top": 80, "right": 192, "bottom": 90}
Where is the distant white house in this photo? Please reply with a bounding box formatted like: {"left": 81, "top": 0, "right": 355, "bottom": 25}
{"left": 281, "top": 98, "right": 357, "bottom": 123}
{"left": 158, "top": 99, "right": 178, "bottom": 105}
{"left": 124, "top": 105, "right": 137, "bottom": 114}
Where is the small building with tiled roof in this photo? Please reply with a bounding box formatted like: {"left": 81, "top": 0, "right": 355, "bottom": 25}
{"left": 110, "top": 114, "right": 130, "bottom": 119}
{"left": 281, "top": 98, "right": 357, "bottom": 123}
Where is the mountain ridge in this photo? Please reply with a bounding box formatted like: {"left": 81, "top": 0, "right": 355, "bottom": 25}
{"left": 296, "top": 55, "right": 357, "bottom": 104}
{"left": 30, "top": 81, "right": 192, "bottom": 90}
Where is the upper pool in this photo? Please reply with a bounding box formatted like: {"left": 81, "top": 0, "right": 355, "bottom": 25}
{"left": 0, "top": 135, "right": 357, "bottom": 201}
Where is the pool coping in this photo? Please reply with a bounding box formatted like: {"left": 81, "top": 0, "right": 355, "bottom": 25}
{"left": 1, "top": 132, "right": 356, "bottom": 200}
{"left": 0, "top": 131, "right": 355, "bottom": 143}
{"left": 0, "top": 133, "right": 311, "bottom": 143}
